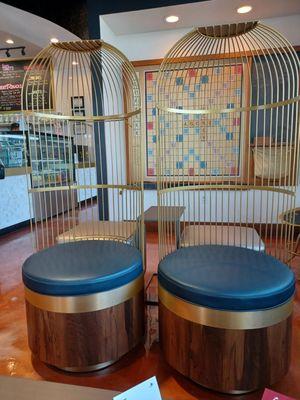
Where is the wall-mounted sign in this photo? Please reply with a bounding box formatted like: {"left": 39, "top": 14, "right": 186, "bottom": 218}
{"left": 0, "top": 59, "right": 52, "bottom": 112}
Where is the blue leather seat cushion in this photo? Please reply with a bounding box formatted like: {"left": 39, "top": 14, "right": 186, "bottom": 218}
{"left": 158, "top": 245, "right": 295, "bottom": 311}
{"left": 22, "top": 240, "right": 143, "bottom": 296}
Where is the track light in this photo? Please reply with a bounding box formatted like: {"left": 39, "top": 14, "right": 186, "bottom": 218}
{"left": 1, "top": 46, "right": 26, "bottom": 57}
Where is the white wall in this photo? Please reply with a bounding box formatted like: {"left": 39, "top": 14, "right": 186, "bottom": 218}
{"left": 100, "top": 14, "right": 300, "bottom": 220}
{"left": 100, "top": 18, "right": 190, "bottom": 212}
{"left": 100, "top": 18, "right": 190, "bottom": 61}
{"left": 264, "top": 14, "right": 300, "bottom": 46}
{"left": 51, "top": 54, "right": 94, "bottom": 152}
{"left": 100, "top": 14, "right": 300, "bottom": 61}
{"left": 75, "top": 167, "right": 97, "bottom": 202}
{"left": 0, "top": 174, "right": 31, "bottom": 230}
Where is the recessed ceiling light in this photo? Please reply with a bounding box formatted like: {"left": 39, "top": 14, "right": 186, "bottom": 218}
{"left": 72, "top": 61, "right": 78, "bottom": 66}
{"left": 6, "top": 39, "right": 14, "bottom": 44}
{"left": 165, "top": 15, "right": 179, "bottom": 23}
{"left": 237, "top": 5, "right": 252, "bottom": 14}
{"left": 50, "top": 38, "right": 59, "bottom": 43}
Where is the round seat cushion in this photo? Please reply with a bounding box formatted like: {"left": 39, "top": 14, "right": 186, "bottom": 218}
{"left": 23, "top": 241, "right": 143, "bottom": 296}
{"left": 158, "top": 245, "right": 295, "bottom": 311}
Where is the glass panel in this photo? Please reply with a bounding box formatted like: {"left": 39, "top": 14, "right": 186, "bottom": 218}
{"left": 29, "top": 133, "right": 74, "bottom": 188}
{"left": 0, "top": 132, "right": 26, "bottom": 168}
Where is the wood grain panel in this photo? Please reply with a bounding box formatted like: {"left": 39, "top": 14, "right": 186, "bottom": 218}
{"left": 26, "top": 291, "right": 144, "bottom": 371}
{"left": 159, "top": 303, "right": 292, "bottom": 393}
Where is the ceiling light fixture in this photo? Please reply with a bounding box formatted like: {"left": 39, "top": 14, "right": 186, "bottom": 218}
{"left": 237, "top": 5, "right": 252, "bottom": 14}
{"left": 6, "top": 39, "right": 14, "bottom": 44}
{"left": 50, "top": 38, "right": 59, "bottom": 43}
{"left": 1, "top": 46, "right": 26, "bottom": 57}
{"left": 165, "top": 15, "right": 179, "bottom": 23}
{"left": 72, "top": 61, "right": 78, "bottom": 66}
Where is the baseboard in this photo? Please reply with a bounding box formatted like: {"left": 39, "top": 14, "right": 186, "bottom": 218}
{"left": 78, "top": 195, "right": 98, "bottom": 207}
{"left": 0, "top": 220, "right": 31, "bottom": 236}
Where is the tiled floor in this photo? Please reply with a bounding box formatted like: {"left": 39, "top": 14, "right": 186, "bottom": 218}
{"left": 0, "top": 225, "right": 299, "bottom": 400}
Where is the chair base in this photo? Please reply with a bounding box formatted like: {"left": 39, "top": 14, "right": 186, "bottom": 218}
{"left": 25, "top": 290, "right": 144, "bottom": 372}
{"left": 59, "top": 359, "right": 116, "bottom": 372}
{"left": 159, "top": 302, "right": 292, "bottom": 393}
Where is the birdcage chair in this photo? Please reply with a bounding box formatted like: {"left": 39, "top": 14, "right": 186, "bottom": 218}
{"left": 21, "top": 40, "right": 144, "bottom": 372}
{"left": 156, "top": 22, "right": 299, "bottom": 393}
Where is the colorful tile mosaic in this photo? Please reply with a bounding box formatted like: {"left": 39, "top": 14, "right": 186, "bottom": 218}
{"left": 145, "top": 63, "right": 243, "bottom": 178}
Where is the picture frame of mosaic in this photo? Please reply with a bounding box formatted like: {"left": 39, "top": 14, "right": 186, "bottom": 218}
{"left": 133, "top": 57, "right": 251, "bottom": 185}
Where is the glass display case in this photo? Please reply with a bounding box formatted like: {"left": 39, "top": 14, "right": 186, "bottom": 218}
{"left": 0, "top": 131, "right": 74, "bottom": 187}
{"left": 29, "top": 133, "right": 74, "bottom": 188}
{"left": 0, "top": 132, "right": 26, "bottom": 168}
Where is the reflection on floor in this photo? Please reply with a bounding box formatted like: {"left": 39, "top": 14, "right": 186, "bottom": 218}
{"left": 0, "top": 224, "right": 299, "bottom": 400}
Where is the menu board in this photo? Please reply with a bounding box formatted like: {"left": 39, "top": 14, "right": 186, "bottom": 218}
{"left": 0, "top": 59, "right": 52, "bottom": 112}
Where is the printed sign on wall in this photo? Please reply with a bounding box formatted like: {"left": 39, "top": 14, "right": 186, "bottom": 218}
{"left": 0, "top": 59, "right": 52, "bottom": 112}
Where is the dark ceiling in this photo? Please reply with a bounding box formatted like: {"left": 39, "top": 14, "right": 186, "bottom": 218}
{"left": 86, "top": 0, "right": 207, "bottom": 15}
{"left": 3, "top": 0, "right": 89, "bottom": 39}
{"left": 2, "top": 0, "right": 208, "bottom": 39}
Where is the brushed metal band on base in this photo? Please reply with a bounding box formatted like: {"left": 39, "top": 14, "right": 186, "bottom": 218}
{"left": 25, "top": 274, "right": 144, "bottom": 314}
{"left": 60, "top": 359, "right": 115, "bottom": 372}
{"left": 159, "top": 284, "right": 293, "bottom": 330}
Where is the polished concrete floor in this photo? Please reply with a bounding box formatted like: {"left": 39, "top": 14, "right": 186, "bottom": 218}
{"left": 0, "top": 225, "right": 299, "bottom": 400}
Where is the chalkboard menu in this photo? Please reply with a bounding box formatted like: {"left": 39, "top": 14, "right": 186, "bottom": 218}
{"left": 0, "top": 59, "right": 52, "bottom": 112}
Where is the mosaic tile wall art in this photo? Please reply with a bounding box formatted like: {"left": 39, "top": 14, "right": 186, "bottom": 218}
{"left": 144, "top": 63, "right": 244, "bottom": 180}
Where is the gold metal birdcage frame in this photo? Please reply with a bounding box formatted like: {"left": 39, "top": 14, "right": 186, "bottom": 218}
{"left": 22, "top": 40, "right": 144, "bottom": 255}
{"left": 156, "top": 21, "right": 300, "bottom": 262}
{"left": 156, "top": 22, "right": 299, "bottom": 394}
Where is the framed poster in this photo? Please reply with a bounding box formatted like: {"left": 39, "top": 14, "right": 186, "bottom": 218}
{"left": 134, "top": 60, "right": 249, "bottom": 185}
{"left": 0, "top": 58, "right": 53, "bottom": 112}
{"left": 71, "top": 95, "right": 85, "bottom": 111}
{"left": 71, "top": 96, "right": 86, "bottom": 135}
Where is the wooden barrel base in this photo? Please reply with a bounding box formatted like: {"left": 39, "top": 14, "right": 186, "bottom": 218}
{"left": 159, "top": 302, "right": 292, "bottom": 393}
{"left": 26, "top": 290, "right": 144, "bottom": 371}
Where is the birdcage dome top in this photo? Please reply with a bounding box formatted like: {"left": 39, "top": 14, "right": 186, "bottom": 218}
{"left": 156, "top": 21, "right": 300, "bottom": 114}
{"left": 22, "top": 39, "right": 140, "bottom": 121}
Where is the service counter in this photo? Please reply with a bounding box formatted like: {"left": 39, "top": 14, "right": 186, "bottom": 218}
{"left": 0, "top": 166, "right": 97, "bottom": 233}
